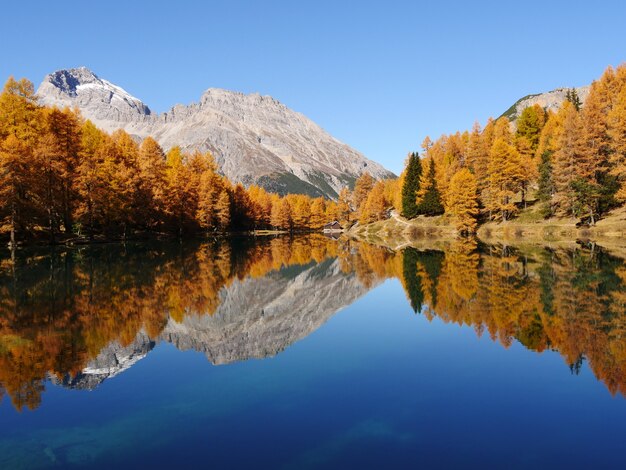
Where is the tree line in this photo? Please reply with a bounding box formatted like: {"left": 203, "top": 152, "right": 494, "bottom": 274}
{"left": 388, "top": 64, "right": 626, "bottom": 233}
{"left": 0, "top": 77, "right": 351, "bottom": 245}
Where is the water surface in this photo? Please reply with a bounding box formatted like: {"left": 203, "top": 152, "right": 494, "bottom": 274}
{"left": 1, "top": 236, "right": 625, "bottom": 468}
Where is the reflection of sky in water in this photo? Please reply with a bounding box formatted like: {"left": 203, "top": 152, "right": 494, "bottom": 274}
{"left": 1, "top": 241, "right": 626, "bottom": 468}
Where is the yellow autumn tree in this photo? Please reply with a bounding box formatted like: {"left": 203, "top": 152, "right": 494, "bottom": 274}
{"left": 552, "top": 101, "right": 589, "bottom": 218}
{"left": 447, "top": 168, "right": 479, "bottom": 234}
{"left": 607, "top": 84, "right": 626, "bottom": 201}
{"left": 359, "top": 180, "right": 387, "bottom": 224}
{"left": 352, "top": 172, "right": 374, "bottom": 217}
{"left": 309, "top": 197, "right": 326, "bottom": 229}
{"left": 271, "top": 198, "right": 292, "bottom": 230}
{"left": 486, "top": 138, "right": 524, "bottom": 221}
{"left": 336, "top": 187, "right": 352, "bottom": 224}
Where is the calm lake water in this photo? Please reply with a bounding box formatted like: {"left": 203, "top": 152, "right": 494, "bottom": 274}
{"left": 1, "top": 235, "right": 626, "bottom": 469}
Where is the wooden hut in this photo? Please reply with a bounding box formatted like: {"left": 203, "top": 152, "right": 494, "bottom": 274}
{"left": 323, "top": 221, "right": 343, "bottom": 233}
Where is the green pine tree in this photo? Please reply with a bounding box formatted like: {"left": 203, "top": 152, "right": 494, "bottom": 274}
{"left": 402, "top": 247, "right": 424, "bottom": 313}
{"left": 401, "top": 152, "right": 422, "bottom": 219}
{"left": 416, "top": 158, "right": 444, "bottom": 216}
{"left": 566, "top": 88, "right": 582, "bottom": 111}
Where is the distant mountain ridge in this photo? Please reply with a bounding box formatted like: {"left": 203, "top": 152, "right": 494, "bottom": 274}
{"left": 37, "top": 67, "right": 394, "bottom": 198}
{"left": 501, "top": 84, "right": 591, "bottom": 121}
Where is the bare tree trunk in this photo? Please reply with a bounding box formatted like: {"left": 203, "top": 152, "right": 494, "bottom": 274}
{"left": 88, "top": 195, "right": 94, "bottom": 241}
{"left": 10, "top": 200, "right": 16, "bottom": 249}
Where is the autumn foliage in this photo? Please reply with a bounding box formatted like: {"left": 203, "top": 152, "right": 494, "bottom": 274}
{"left": 0, "top": 77, "right": 364, "bottom": 243}
{"left": 390, "top": 64, "right": 626, "bottom": 231}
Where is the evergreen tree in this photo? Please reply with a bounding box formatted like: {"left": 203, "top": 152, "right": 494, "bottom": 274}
{"left": 416, "top": 158, "right": 444, "bottom": 216}
{"left": 565, "top": 88, "right": 582, "bottom": 111}
{"left": 401, "top": 247, "right": 424, "bottom": 313}
{"left": 401, "top": 152, "right": 422, "bottom": 218}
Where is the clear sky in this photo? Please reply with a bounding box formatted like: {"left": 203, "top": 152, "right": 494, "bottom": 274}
{"left": 2, "top": 0, "right": 625, "bottom": 174}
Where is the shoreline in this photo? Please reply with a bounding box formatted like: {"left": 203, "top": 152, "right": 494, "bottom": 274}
{"left": 345, "top": 207, "right": 626, "bottom": 257}
{"left": 0, "top": 229, "right": 320, "bottom": 250}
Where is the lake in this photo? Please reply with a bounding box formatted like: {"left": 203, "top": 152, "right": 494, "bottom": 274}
{"left": 1, "top": 235, "right": 626, "bottom": 469}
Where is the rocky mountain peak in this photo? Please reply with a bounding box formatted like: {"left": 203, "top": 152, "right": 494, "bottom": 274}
{"left": 38, "top": 67, "right": 152, "bottom": 121}
{"left": 502, "top": 84, "right": 591, "bottom": 121}
{"left": 36, "top": 67, "right": 394, "bottom": 199}
{"left": 45, "top": 66, "right": 99, "bottom": 96}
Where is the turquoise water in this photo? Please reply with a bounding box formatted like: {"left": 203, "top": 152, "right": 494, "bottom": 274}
{"left": 1, "top": 237, "right": 625, "bottom": 468}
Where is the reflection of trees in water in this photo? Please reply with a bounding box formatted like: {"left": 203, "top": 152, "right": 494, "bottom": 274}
{"left": 0, "top": 235, "right": 345, "bottom": 411}
{"left": 355, "top": 241, "right": 626, "bottom": 398}
{"left": 1, "top": 237, "right": 626, "bottom": 411}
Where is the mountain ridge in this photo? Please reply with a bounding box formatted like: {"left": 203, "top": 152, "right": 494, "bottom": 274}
{"left": 37, "top": 67, "right": 394, "bottom": 198}
{"left": 501, "top": 84, "right": 591, "bottom": 121}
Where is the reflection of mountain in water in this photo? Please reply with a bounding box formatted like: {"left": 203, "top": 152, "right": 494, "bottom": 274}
{"left": 60, "top": 258, "right": 373, "bottom": 389}
{"left": 162, "top": 258, "right": 371, "bottom": 365}
{"left": 51, "top": 333, "right": 156, "bottom": 391}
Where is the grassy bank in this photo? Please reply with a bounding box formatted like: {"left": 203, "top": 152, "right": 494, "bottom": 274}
{"left": 347, "top": 207, "right": 626, "bottom": 255}
{"left": 347, "top": 212, "right": 457, "bottom": 251}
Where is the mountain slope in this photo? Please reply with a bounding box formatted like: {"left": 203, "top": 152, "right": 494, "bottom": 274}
{"left": 37, "top": 67, "right": 394, "bottom": 198}
{"left": 501, "top": 84, "right": 591, "bottom": 121}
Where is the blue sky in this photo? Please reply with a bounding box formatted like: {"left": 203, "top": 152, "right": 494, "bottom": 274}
{"left": 1, "top": 0, "right": 625, "bottom": 173}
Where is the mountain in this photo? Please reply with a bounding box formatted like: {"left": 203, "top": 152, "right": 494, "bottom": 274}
{"left": 37, "top": 67, "right": 394, "bottom": 198}
{"left": 54, "top": 257, "right": 376, "bottom": 390}
{"left": 501, "top": 84, "right": 591, "bottom": 121}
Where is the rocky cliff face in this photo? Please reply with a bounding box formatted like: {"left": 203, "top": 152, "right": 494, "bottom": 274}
{"left": 37, "top": 67, "right": 152, "bottom": 121}
{"left": 37, "top": 67, "right": 394, "bottom": 198}
{"left": 55, "top": 258, "right": 374, "bottom": 390}
{"left": 501, "top": 84, "right": 591, "bottom": 121}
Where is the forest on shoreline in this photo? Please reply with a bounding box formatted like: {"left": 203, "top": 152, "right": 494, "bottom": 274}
{"left": 384, "top": 64, "right": 626, "bottom": 234}
{"left": 0, "top": 78, "right": 359, "bottom": 246}
{"left": 2, "top": 63, "right": 626, "bottom": 248}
